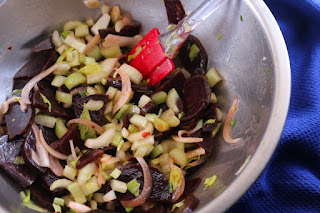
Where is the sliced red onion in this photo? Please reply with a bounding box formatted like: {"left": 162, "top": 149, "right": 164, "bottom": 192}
{"left": 112, "top": 69, "right": 132, "bottom": 114}
{"left": 69, "top": 140, "right": 77, "bottom": 160}
{"left": 223, "top": 98, "right": 244, "bottom": 144}
{"left": 188, "top": 153, "right": 210, "bottom": 167}
{"left": 84, "top": 34, "right": 101, "bottom": 55}
{"left": 121, "top": 157, "right": 152, "bottom": 208}
{"left": 178, "top": 119, "right": 203, "bottom": 137}
{"left": 31, "top": 149, "right": 42, "bottom": 167}
{"left": 39, "top": 129, "right": 68, "bottom": 160}
{"left": 49, "top": 154, "right": 64, "bottom": 177}
{"left": 171, "top": 165, "right": 185, "bottom": 202}
{"left": 70, "top": 86, "right": 99, "bottom": 96}
{"left": 32, "top": 124, "right": 50, "bottom": 167}
{"left": 67, "top": 119, "right": 104, "bottom": 135}
{"left": 21, "top": 64, "right": 58, "bottom": 111}
{"left": 172, "top": 135, "right": 203, "bottom": 143}
{"left": 68, "top": 201, "right": 92, "bottom": 213}
{"left": 186, "top": 147, "right": 206, "bottom": 160}
{"left": 0, "top": 97, "right": 17, "bottom": 122}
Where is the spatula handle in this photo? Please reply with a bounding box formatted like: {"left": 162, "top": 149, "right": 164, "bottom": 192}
{"left": 159, "top": 0, "right": 227, "bottom": 58}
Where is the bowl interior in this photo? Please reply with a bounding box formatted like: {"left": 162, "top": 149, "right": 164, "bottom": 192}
{"left": 0, "top": 0, "right": 290, "bottom": 212}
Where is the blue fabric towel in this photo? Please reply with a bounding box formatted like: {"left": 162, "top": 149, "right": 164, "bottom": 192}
{"left": 228, "top": 0, "right": 320, "bottom": 212}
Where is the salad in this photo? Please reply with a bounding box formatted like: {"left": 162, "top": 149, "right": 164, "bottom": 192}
{"left": 0, "top": 1, "right": 226, "bottom": 212}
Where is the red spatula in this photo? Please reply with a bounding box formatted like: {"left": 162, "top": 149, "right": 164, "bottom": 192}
{"left": 127, "top": 0, "right": 227, "bottom": 85}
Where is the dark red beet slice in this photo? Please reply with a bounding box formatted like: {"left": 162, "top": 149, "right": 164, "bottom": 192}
{"left": 154, "top": 71, "right": 186, "bottom": 96}
{"left": 163, "top": 0, "right": 186, "bottom": 25}
{"left": 178, "top": 117, "right": 197, "bottom": 131}
{"left": 183, "top": 178, "right": 201, "bottom": 196}
{"left": 30, "top": 183, "right": 54, "bottom": 211}
{"left": 116, "top": 164, "right": 171, "bottom": 203}
{"left": 41, "top": 170, "right": 68, "bottom": 196}
{"left": 172, "top": 194, "right": 200, "bottom": 213}
{"left": 195, "top": 132, "right": 213, "bottom": 153}
{"left": 0, "top": 135, "right": 36, "bottom": 187}
{"left": 123, "top": 114, "right": 133, "bottom": 129}
{"left": 13, "top": 78, "right": 29, "bottom": 90}
{"left": 178, "top": 36, "right": 208, "bottom": 74}
{"left": 192, "top": 68, "right": 205, "bottom": 76}
{"left": 14, "top": 49, "right": 56, "bottom": 79}
{"left": 76, "top": 149, "right": 104, "bottom": 169}
{"left": 107, "top": 79, "right": 153, "bottom": 93}
{"left": 74, "top": 94, "right": 108, "bottom": 125}
{"left": 50, "top": 125, "right": 84, "bottom": 155}
{"left": 154, "top": 131, "right": 164, "bottom": 141}
{"left": 32, "top": 84, "right": 75, "bottom": 119}
{"left": 99, "top": 21, "right": 141, "bottom": 38}
{"left": 144, "top": 205, "right": 166, "bottom": 213}
{"left": 32, "top": 38, "right": 54, "bottom": 52}
{"left": 181, "top": 75, "right": 211, "bottom": 122}
{"left": 101, "top": 145, "right": 117, "bottom": 155}
{"left": 5, "top": 102, "right": 35, "bottom": 140}
{"left": 140, "top": 102, "right": 159, "bottom": 116}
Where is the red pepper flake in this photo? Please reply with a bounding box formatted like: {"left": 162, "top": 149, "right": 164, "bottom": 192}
{"left": 7, "top": 46, "right": 12, "bottom": 50}
{"left": 91, "top": 125, "right": 95, "bottom": 129}
{"left": 142, "top": 132, "right": 150, "bottom": 138}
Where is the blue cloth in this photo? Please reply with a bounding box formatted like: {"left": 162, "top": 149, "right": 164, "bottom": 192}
{"left": 228, "top": 0, "right": 320, "bottom": 212}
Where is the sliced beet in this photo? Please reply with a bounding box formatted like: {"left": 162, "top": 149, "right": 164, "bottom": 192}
{"left": 154, "top": 71, "right": 186, "bottom": 96}
{"left": 172, "top": 194, "right": 200, "bottom": 213}
{"left": 14, "top": 49, "right": 56, "bottom": 79}
{"left": 5, "top": 102, "right": 35, "bottom": 140}
{"left": 0, "top": 135, "right": 36, "bottom": 187}
{"left": 32, "top": 38, "right": 54, "bottom": 52}
{"left": 30, "top": 183, "right": 54, "bottom": 211}
{"left": 178, "top": 35, "right": 208, "bottom": 74}
{"left": 101, "top": 145, "right": 117, "bottom": 155}
{"left": 140, "top": 102, "right": 159, "bottom": 116}
{"left": 154, "top": 131, "right": 164, "bottom": 141}
{"left": 50, "top": 125, "right": 84, "bottom": 155}
{"left": 116, "top": 164, "right": 171, "bottom": 203}
{"left": 13, "top": 78, "right": 29, "bottom": 90}
{"left": 181, "top": 75, "right": 211, "bottom": 122}
{"left": 33, "top": 82, "right": 75, "bottom": 119}
{"left": 41, "top": 170, "right": 68, "bottom": 196}
{"left": 195, "top": 132, "right": 214, "bottom": 153}
{"left": 76, "top": 149, "right": 104, "bottom": 169}
{"left": 107, "top": 79, "right": 153, "bottom": 93}
{"left": 144, "top": 205, "right": 166, "bottom": 213}
{"left": 163, "top": 0, "right": 186, "bottom": 25}
{"left": 178, "top": 118, "right": 197, "bottom": 131}
{"left": 99, "top": 21, "right": 141, "bottom": 38}
{"left": 123, "top": 114, "right": 133, "bottom": 129}
{"left": 22, "top": 131, "right": 47, "bottom": 174}
{"left": 192, "top": 68, "right": 205, "bottom": 76}
{"left": 183, "top": 178, "right": 201, "bottom": 196}
{"left": 74, "top": 94, "right": 108, "bottom": 125}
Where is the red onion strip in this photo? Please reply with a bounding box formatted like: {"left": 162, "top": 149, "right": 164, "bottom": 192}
{"left": 39, "top": 130, "right": 68, "bottom": 160}
{"left": 121, "top": 157, "right": 152, "bottom": 208}
{"left": 112, "top": 69, "right": 132, "bottom": 114}
{"left": 178, "top": 120, "right": 203, "bottom": 137}
{"left": 223, "top": 98, "right": 244, "bottom": 144}
{"left": 67, "top": 119, "right": 104, "bottom": 135}
{"left": 69, "top": 140, "right": 77, "bottom": 160}
{"left": 171, "top": 165, "right": 185, "bottom": 202}
{"left": 185, "top": 147, "right": 206, "bottom": 160}
{"left": 49, "top": 154, "right": 64, "bottom": 177}
{"left": 188, "top": 153, "right": 210, "bottom": 167}
{"left": 31, "top": 149, "right": 42, "bottom": 167}
{"left": 21, "top": 64, "right": 58, "bottom": 111}
{"left": 70, "top": 86, "right": 99, "bottom": 96}
{"left": 84, "top": 34, "right": 101, "bottom": 55}
{"left": 172, "top": 135, "right": 203, "bottom": 143}
{"left": 0, "top": 97, "right": 17, "bottom": 122}
{"left": 68, "top": 201, "right": 92, "bottom": 213}
{"left": 32, "top": 124, "right": 50, "bottom": 167}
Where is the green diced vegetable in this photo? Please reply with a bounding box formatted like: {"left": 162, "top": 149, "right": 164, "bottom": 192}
{"left": 145, "top": 113, "right": 158, "bottom": 123}
{"left": 68, "top": 182, "right": 87, "bottom": 204}
{"left": 117, "top": 139, "right": 124, "bottom": 151}
{"left": 189, "top": 44, "right": 200, "bottom": 62}
{"left": 56, "top": 91, "right": 73, "bottom": 104}
{"left": 114, "top": 104, "right": 129, "bottom": 120}
{"left": 110, "top": 180, "right": 127, "bottom": 193}
{"left": 85, "top": 176, "right": 100, "bottom": 195}
{"left": 55, "top": 118, "right": 68, "bottom": 139}
{"left": 53, "top": 63, "right": 70, "bottom": 75}
{"left": 172, "top": 200, "right": 184, "bottom": 211}
{"left": 134, "top": 144, "right": 154, "bottom": 158}
{"left": 40, "top": 93, "right": 52, "bottom": 112}
{"left": 100, "top": 44, "right": 121, "bottom": 58}
{"left": 119, "top": 64, "right": 143, "bottom": 85}
{"left": 64, "top": 72, "right": 86, "bottom": 90}
{"left": 94, "top": 84, "right": 106, "bottom": 94}
{"left": 64, "top": 20, "right": 82, "bottom": 31}
{"left": 154, "top": 117, "right": 170, "bottom": 132}
{"left": 110, "top": 168, "right": 122, "bottom": 179}
{"left": 111, "top": 131, "right": 123, "bottom": 147}
{"left": 151, "top": 91, "right": 167, "bottom": 105}
{"left": 160, "top": 109, "right": 180, "bottom": 127}
{"left": 53, "top": 197, "right": 65, "bottom": 206}
{"left": 53, "top": 204, "right": 62, "bottom": 213}
{"left": 231, "top": 120, "right": 237, "bottom": 127}
{"left": 60, "top": 30, "right": 73, "bottom": 39}
{"left": 128, "top": 124, "right": 139, "bottom": 133}
{"left": 79, "top": 63, "right": 103, "bottom": 75}
{"left": 51, "top": 75, "right": 67, "bottom": 88}
{"left": 84, "top": 57, "right": 95, "bottom": 65}
{"left": 126, "top": 104, "right": 140, "bottom": 115}
{"left": 106, "top": 86, "right": 118, "bottom": 100}
{"left": 125, "top": 207, "right": 134, "bottom": 213}
{"left": 166, "top": 88, "right": 180, "bottom": 113}
{"left": 130, "top": 114, "right": 148, "bottom": 129}
{"left": 169, "top": 148, "right": 187, "bottom": 167}
{"left": 150, "top": 144, "right": 164, "bottom": 159}
{"left": 63, "top": 165, "right": 77, "bottom": 180}
{"left": 34, "top": 114, "right": 57, "bottom": 128}
{"left": 75, "top": 24, "right": 89, "bottom": 37}
{"left": 79, "top": 107, "right": 97, "bottom": 141}
{"left": 87, "top": 45, "right": 102, "bottom": 61}
{"left": 210, "top": 92, "right": 217, "bottom": 103}
{"left": 206, "top": 68, "right": 222, "bottom": 87}
{"left": 138, "top": 95, "right": 151, "bottom": 108}
{"left": 127, "top": 179, "right": 140, "bottom": 197}
{"left": 212, "top": 123, "right": 222, "bottom": 138}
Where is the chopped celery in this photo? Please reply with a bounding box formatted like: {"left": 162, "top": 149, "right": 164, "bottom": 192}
{"left": 106, "top": 86, "right": 118, "bottom": 100}
{"left": 125, "top": 207, "right": 134, "bottom": 213}
{"left": 166, "top": 88, "right": 180, "bottom": 113}
{"left": 206, "top": 68, "right": 222, "bottom": 87}
{"left": 169, "top": 148, "right": 187, "bottom": 167}
{"left": 210, "top": 92, "right": 218, "bottom": 103}
{"left": 56, "top": 91, "right": 73, "bottom": 104}
{"left": 90, "top": 200, "right": 98, "bottom": 210}
{"left": 151, "top": 158, "right": 159, "bottom": 165}
{"left": 216, "top": 108, "right": 223, "bottom": 122}
{"left": 55, "top": 118, "right": 68, "bottom": 139}
{"left": 145, "top": 113, "right": 158, "bottom": 123}
{"left": 172, "top": 200, "right": 184, "bottom": 211}
{"left": 110, "top": 5, "right": 121, "bottom": 24}
{"left": 103, "top": 163, "right": 115, "bottom": 171}
{"left": 160, "top": 109, "right": 180, "bottom": 127}
{"left": 91, "top": 14, "right": 111, "bottom": 35}
{"left": 101, "top": 4, "right": 110, "bottom": 14}
{"left": 189, "top": 43, "right": 200, "bottom": 62}
{"left": 151, "top": 91, "right": 167, "bottom": 105}
{"left": 212, "top": 123, "right": 222, "bottom": 138}
{"left": 78, "top": 162, "right": 97, "bottom": 183}
{"left": 127, "top": 104, "right": 140, "bottom": 115}
{"left": 87, "top": 45, "right": 102, "bottom": 61}
{"left": 75, "top": 24, "right": 89, "bottom": 37}
{"left": 119, "top": 64, "right": 143, "bottom": 85}
{"left": 79, "top": 63, "right": 103, "bottom": 75}
{"left": 110, "top": 168, "right": 122, "bottom": 179}
{"left": 117, "top": 140, "right": 125, "bottom": 151}
{"left": 150, "top": 144, "right": 164, "bottom": 159}
{"left": 128, "top": 124, "right": 139, "bottom": 133}
{"left": 129, "top": 114, "right": 148, "bottom": 129}
{"left": 68, "top": 182, "right": 87, "bottom": 204}
{"left": 52, "top": 204, "right": 61, "bottom": 213}
{"left": 53, "top": 63, "right": 70, "bottom": 75}
{"left": 64, "top": 73, "right": 86, "bottom": 90}
{"left": 110, "top": 180, "right": 127, "bottom": 193}
{"left": 127, "top": 179, "right": 140, "bottom": 197}
{"left": 53, "top": 197, "right": 65, "bottom": 206}
{"left": 51, "top": 75, "right": 67, "bottom": 88}
{"left": 84, "top": 57, "right": 95, "bottom": 65}
{"left": 134, "top": 144, "right": 154, "bottom": 158}
{"left": 100, "top": 44, "right": 121, "bottom": 58}
{"left": 111, "top": 131, "right": 123, "bottom": 147}
{"left": 65, "top": 35, "right": 87, "bottom": 54}
{"left": 104, "top": 101, "right": 113, "bottom": 115}
{"left": 138, "top": 95, "right": 152, "bottom": 108}
{"left": 86, "top": 100, "right": 104, "bottom": 111}
{"left": 79, "top": 107, "right": 97, "bottom": 141}
{"left": 94, "top": 84, "right": 106, "bottom": 94}
{"left": 34, "top": 114, "right": 57, "bottom": 128}
{"left": 64, "top": 20, "right": 82, "bottom": 31}
{"left": 114, "top": 104, "right": 129, "bottom": 120}
{"left": 159, "top": 153, "right": 171, "bottom": 175}
{"left": 86, "top": 176, "right": 100, "bottom": 195}
{"left": 63, "top": 165, "right": 77, "bottom": 180}
{"left": 169, "top": 165, "right": 182, "bottom": 191}
{"left": 154, "top": 117, "right": 170, "bottom": 132}
{"left": 40, "top": 93, "right": 52, "bottom": 112}
{"left": 60, "top": 30, "right": 73, "bottom": 39}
